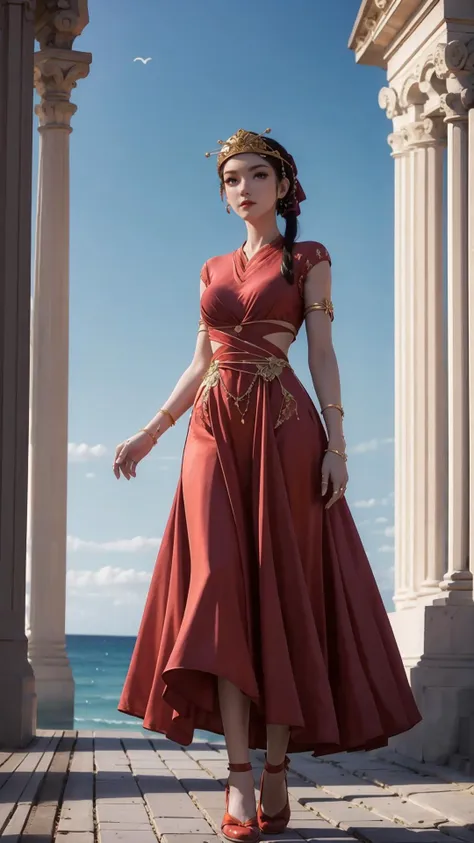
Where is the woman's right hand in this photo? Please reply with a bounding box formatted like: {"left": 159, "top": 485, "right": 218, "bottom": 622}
{"left": 113, "top": 430, "right": 155, "bottom": 480}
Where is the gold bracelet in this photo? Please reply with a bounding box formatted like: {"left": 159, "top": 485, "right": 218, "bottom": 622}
{"left": 159, "top": 407, "right": 176, "bottom": 426}
{"left": 140, "top": 427, "right": 158, "bottom": 446}
{"left": 321, "top": 403, "right": 344, "bottom": 418}
{"left": 325, "top": 447, "right": 347, "bottom": 462}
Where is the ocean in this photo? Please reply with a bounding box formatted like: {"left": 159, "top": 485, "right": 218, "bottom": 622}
{"left": 68, "top": 633, "right": 216, "bottom": 742}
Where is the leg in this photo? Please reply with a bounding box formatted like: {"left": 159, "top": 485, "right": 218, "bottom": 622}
{"left": 218, "top": 677, "right": 257, "bottom": 822}
{"left": 261, "top": 724, "right": 290, "bottom": 816}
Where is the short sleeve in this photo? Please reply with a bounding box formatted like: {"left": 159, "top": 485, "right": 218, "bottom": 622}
{"left": 295, "top": 241, "right": 331, "bottom": 298}
{"left": 200, "top": 260, "right": 210, "bottom": 287}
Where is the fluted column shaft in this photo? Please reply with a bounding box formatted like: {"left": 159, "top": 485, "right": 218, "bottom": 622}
{"left": 28, "top": 48, "right": 91, "bottom": 727}
{"left": 389, "top": 119, "right": 447, "bottom": 607}
{"left": 437, "top": 108, "right": 472, "bottom": 602}
{"left": 412, "top": 125, "right": 447, "bottom": 597}
{"left": 390, "top": 136, "right": 417, "bottom": 607}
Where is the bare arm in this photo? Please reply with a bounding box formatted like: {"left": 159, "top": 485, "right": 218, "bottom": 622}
{"left": 304, "top": 261, "right": 345, "bottom": 452}
{"left": 143, "top": 279, "right": 212, "bottom": 441}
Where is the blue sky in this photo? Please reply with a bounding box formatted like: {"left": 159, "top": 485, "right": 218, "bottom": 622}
{"left": 31, "top": 0, "right": 397, "bottom": 635}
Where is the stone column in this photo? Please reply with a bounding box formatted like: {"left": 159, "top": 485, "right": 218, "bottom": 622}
{"left": 407, "top": 118, "right": 447, "bottom": 600}
{"left": 28, "top": 48, "right": 91, "bottom": 728}
{"left": 435, "top": 60, "right": 473, "bottom": 602}
{"left": 387, "top": 128, "right": 417, "bottom": 609}
{"left": 0, "top": 0, "right": 37, "bottom": 747}
{"left": 385, "top": 113, "right": 447, "bottom": 608}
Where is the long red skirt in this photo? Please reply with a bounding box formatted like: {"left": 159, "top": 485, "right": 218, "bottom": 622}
{"left": 118, "top": 338, "right": 421, "bottom": 754}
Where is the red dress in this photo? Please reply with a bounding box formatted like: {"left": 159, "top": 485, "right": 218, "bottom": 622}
{"left": 118, "top": 236, "right": 421, "bottom": 754}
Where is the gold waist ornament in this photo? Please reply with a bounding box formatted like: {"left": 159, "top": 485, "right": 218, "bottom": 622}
{"left": 197, "top": 355, "right": 299, "bottom": 428}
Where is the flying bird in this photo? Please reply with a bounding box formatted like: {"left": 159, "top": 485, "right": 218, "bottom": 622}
{"left": 134, "top": 57, "right": 152, "bottom": 64}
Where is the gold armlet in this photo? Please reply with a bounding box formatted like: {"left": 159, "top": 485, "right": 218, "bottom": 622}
{"left": 321, "top": 403, "right": 344, "bottom": 418}
{"left": 159, "top": 407, "right": 176, "bottom": 426}
{"left": 304, "top": 298, "right": 334, "bottom": 321}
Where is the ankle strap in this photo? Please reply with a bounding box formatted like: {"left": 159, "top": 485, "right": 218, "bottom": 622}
{"left": 264, "top": 754, "right": 290, "bottom": 773}
{"left": 227, "top": 761, "right": 252, "bottom": 772}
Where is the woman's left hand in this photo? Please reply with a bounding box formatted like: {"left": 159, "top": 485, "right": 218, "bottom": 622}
{"left": 321, "top": 449, "right": 349, "bottom": 509}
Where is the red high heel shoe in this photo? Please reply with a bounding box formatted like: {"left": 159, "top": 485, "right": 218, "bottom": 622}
{"left": 221, "top": 761, "right": 260, "bottom": 842}
{"left": 257, "top": 754, "right": 291, "bottom": 834}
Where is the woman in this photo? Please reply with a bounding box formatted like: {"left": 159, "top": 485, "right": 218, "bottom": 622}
{"left": 114, "top": 129, "right": 421, "bottom": 842}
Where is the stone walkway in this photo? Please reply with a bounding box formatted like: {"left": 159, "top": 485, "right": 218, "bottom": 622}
{"left": 1, "top": 730, "right": 474, "bottom": 842}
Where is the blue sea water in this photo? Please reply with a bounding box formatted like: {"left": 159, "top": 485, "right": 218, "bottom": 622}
{"left": 67, "top": 633, "right": 217, "bottom": 742}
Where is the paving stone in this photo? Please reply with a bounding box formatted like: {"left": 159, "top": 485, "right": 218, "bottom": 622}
{"left": 96, "top": 778, "right": 143, "bottom": 802}
{"left": 100, "top": 832, "right": 158, "bottom": 842}
{"left": 376, "top": 750, "right": 474, "bottom": 789}
{"left": 160, "top": 836, "right": 218, "bottom": 843}
{"left": 304, "top": 797, "right": 382, "bottom": 823}
{"left": 136, "top": 774, "right": 186, "bottom": 793}
{"left": 97, "top": 803, "right": 151, "bottom": 830}
{"left": 343, "top": 820, "right": 448, "bottom": 842}
{"left": 331, "top": 753, "right": 401, "bottom": 773}
{"left": 436, "top": 823, "right": 474, "bottom": 842}
{"left": 185, "top": 751, "right": 226, "bottom": 761}
{"left": 349, "top": 794, "right": 446, "bottom": 827}
{"left": 153, "top": 816, "right": 215, "bottom": 834}
{"left": 145, "top": 792, "right": 203, "bottom": 818}
{"left": 289, "top": 817, "right": 358, "bottom": 840}
{"left": 408, "top": 790, "right": 474, "bottom": 825}
{"left": 288, "top": 783, "right": 325, "bottom": 802}
{"left": 368, "top": 770, "right": 465, "bottom": 796}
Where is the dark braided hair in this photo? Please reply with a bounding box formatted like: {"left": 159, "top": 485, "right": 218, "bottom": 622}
{"left": 262, "top": 138, "right": 299, "bottom": 285}
{"left": 219, "top": 134, "right": 299, "bottom": 285}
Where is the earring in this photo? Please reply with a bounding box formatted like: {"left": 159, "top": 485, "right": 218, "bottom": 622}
{"left": 226, "top": 203, "right": 231, "bottom": 214}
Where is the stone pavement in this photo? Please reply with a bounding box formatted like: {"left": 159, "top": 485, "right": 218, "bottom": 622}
{"left": 1, "top": 730, "right": 474, "bottom": 842}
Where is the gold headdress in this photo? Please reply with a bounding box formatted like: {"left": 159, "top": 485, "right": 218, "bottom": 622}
{"left": 205, "top": 127, "right": 307, "bottom": 218}
{"left": 205, "top": 128, "right": 285, "bottom": 173}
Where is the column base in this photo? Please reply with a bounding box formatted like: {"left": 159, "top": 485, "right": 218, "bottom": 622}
{"left": 434, "top": 570, "right": 473, "bottom": 604}
{"left": 388, "top": 604, "right": 474, "bottom": 766}
{"left": 28, "top": 641, "right": 75, "bottom": 729}
{"left": 0, "top": 639, "right": 37, "bottom": 748}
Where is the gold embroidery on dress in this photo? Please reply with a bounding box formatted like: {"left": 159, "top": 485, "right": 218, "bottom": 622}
{"left": 197, "top": 354, "right": 299, "bottom": 429}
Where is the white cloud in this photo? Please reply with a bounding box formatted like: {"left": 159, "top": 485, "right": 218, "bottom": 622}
{"left": 85, "top": 472, "right": 95, "bottom": 479}
{"left": 67, "top": 566, "right": 152, "bottom": 588}
{"left": 374, "top": 516, "right": 388, "bottom": 524}
{"left": 69, "top": 443, "right": 107, "bottom": 462}
{"left": 349, "top": 437, "right": 394, "bottom": 455}
{"left": 67, "top": 535, "right": 161, "bottom": 553}
{"left": 352, "top": 498, "right": 377, "bottom": 509}
{"left": 378, "top": 544, "right": 395, "bottom": 553}
{"left": 373, "top": 524, "right": 395, "bottom": 538}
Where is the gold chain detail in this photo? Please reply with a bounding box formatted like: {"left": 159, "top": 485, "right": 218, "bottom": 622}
{"left": 197, "top": 356, "right": 299, "bottom": 428}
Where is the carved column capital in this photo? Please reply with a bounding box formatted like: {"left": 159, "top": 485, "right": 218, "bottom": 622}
{"left": 387, "top": 130, "right": 405, "bottom": 156}
{"left": 435, "top": 40, "right": 474, "bottom": 115}
{"left": 404, "top": 117, "right": 447, "bottom": 148}
{"left": 388, "top": 117, "right": 446, "bottom": 155}
{"left": 34, "top": 0, "right": 88, "bottom": 49}
{"left": 34, "top": 48, "right": 91, "bottom": 129}
{"left": 379, "top": 86, "right": 402, "bottom": 120}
